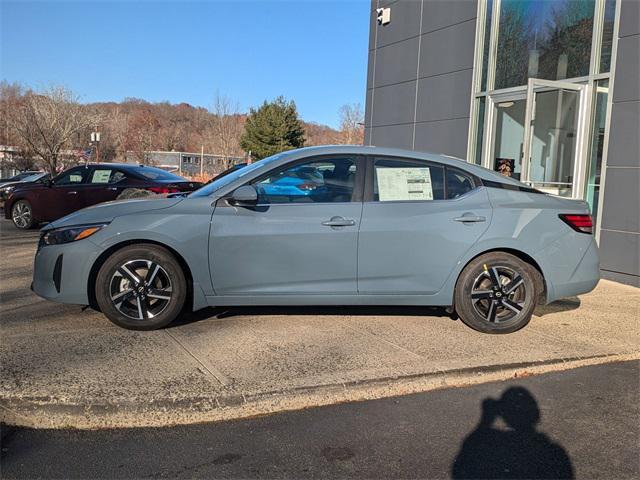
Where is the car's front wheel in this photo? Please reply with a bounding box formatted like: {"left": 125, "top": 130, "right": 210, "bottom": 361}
{"left": 95, "top": 244, "right": 187, "bottom": 330}
{"left": 11, "top": 199, "right": 36, "bottom": 229}
{"left": 454, "top": 252, "right": 539, "bottom": 334}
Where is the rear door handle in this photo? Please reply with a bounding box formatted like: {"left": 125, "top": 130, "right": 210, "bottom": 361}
{"left": 322, "top": 216, "right": 356, "bottom": 227}
{"left": 67, "top": 191, "right": 78, "bottom": 195}
{"left": 454, "top": 214, "right": 486, "bottom": 223}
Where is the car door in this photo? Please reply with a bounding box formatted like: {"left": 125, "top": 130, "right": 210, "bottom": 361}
{"left": 357, "top": 156, "right": 492, "bottom": 295}
{"left": 83, "top": 167, "right": 128, "bottom": 206}
{"left": 46, "top": 166, "right": 91, "bottom": 220}
{"left": 209, "top": 155, "right": 363, "bottom": 296}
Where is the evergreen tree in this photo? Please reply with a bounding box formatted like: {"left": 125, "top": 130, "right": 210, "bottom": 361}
{"left": 240, "top": 96, "right": 305, "bottom": 160}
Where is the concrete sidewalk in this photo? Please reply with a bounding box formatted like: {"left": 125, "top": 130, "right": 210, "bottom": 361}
{"left": 1, "top": 220, "right": 638, "bottom": 428}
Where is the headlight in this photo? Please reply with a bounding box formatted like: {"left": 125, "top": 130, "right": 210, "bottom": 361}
{"left": 42, "top": 223, "right": 109, "bottom": 245}
{"left": 0, "top": 186, "right": 14, "bottom": 197}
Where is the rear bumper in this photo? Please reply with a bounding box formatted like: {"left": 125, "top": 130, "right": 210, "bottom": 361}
{"left": 539, "top": 236, "right": 600, "bottom": 303}
{"left": 32, "top": 239, "right": 100, "bottom": 305}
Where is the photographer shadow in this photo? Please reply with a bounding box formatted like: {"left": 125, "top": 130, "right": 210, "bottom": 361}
{"left": 452, "top": 387, "right": 574, "bottom": 479}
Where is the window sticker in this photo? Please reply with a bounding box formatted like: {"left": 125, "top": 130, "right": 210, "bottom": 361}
{"left": 376, "top": 167, "right": 433, "bottom": 201}
{"left": 69, "top": 174, "right": 83, "bottom": 183}
{"left": 91, "top": 169, "right": 111, "bottom": 184}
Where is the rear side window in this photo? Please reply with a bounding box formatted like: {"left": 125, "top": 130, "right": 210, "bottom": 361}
{"left": 90, "top": 169, "right": 127, "bottom": 184}
{"left": 446, "top": 168, "right": 476, "bottom": 199}
{"left": 373, "top": 158, "right": 445, "bottom": 201}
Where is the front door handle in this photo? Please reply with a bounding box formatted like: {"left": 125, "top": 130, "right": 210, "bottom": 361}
{"left": 322, "top": 216, "right": 356, "bottom": 227}
{"left": 454, "top": 214, "right": 486, "bottom": 223}
{"left": 67, "top": 191, "right": 78, "bottom": 195}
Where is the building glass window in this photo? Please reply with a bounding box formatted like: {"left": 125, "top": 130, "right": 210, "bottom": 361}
{"left": 599, "top": 0, "right": 616, "bottom": 73}
{"left": 470, "top": 0, "right": 616, "bottom": 216}
{"left": 473, "top": 97, "right": 486, "bottom": 165}
{"left": 585, "top": 79, "right": 609, "bottom": 221}
{"left": 480, "top": 0, "right": 493, "bottom": 92}
{"left": 494, "top": 0, "right": 596, "bottom": 90}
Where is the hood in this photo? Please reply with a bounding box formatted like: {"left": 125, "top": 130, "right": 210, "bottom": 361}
{"left": 43, "top": 197, "right": 184, "bottom": 231}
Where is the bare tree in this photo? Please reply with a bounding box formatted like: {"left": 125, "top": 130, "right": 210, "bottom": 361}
{"left": 205, "top": 92, "right": 244, "bottom": 170}
{"left": 338, "top": 103, "right": 364, "bottom": 145}
{"left": 125, "top": 106, "right": 160, "bottom": 164}
{"left": 9, "top": 85, "right": 101, "bottom": 174}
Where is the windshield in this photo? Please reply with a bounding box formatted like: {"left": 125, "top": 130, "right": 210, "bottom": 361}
{"left": 189, "top": 152, "right": 289, "bottom": 197}
{"left": 20, "top": 172, "right": 48, "bottom": 182}
{"left": 133, "top": 167, "right": 185, "bottom": 181}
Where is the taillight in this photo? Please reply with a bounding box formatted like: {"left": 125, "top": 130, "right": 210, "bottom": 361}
{"left": 298, "top": 183, "right": 317, "bottom": 191}
{"left": 559, "top": 214, "right": 593, "bottom": 234}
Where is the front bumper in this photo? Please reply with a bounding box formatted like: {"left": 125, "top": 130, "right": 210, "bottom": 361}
{"left": 32, "top": 238, "right": 101, "bottom": 305}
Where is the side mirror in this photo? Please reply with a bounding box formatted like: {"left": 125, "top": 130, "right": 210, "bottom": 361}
{"left": 46, "top": 178, "right": 53, "bottom": 187}
{"left": 228, "top": 185, "right": 258, "bottom": 207}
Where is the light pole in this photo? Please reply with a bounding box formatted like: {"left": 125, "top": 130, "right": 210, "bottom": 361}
{"left": 90, "top": 128, "right": 101, "bottom": 163}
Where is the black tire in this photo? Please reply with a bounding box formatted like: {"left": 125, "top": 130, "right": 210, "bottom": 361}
{"left": 11, "top": 199, "right": 36, "bottom": 229}
{"left": 454, "top": 252, "right": 539, "bottom": 334}
{"left": 95, "top": 244, "right": 187, "bottom": 330}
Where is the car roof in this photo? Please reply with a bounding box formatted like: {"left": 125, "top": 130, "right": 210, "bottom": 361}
{"left": 74, "top": 163, "right": 163, "bottom": 170}
{"left": 279, "top": 145, "right": 527, "bottom": 188}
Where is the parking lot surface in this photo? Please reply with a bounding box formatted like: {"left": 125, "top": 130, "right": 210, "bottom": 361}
{"left": 1, "top": 219, "right": 638, "bottom": 428}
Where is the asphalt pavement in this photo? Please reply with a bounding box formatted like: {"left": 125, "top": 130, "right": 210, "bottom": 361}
{"left": 2, "top": 360, "right": 638, "bottom": 479}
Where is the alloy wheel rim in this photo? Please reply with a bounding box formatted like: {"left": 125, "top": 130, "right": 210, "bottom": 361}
{"left": 109, "top": 259, "right": 173, "bottom": 320}
{"left": 12, "top": 202, "right": 31, "bottom": 228}
{"left": 470, "top": 265, "right": 526, "bottom": 323}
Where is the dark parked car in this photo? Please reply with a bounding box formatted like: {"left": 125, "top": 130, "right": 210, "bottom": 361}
{"left": 0, "top": 172, "right": 50, "bottom": 209}
{"left": 0, "top": 171, "right": 42, "bottom": 186}
{"left": 5, "top": 163, "right": 201, "bottom": 229}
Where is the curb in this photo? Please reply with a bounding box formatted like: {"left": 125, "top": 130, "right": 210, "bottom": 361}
{"left": 2, "top": 352, "right": 639, "bottom": 429}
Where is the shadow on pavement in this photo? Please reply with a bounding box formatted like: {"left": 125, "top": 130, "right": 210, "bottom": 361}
{"left": 534, "top": 297, "right": 581, "bottom": 317}
{"left": 171, "top": 305, "right": 453, "bottom": 327}
{"left": 452, "top": 386, "right": 574, "bottom": 479}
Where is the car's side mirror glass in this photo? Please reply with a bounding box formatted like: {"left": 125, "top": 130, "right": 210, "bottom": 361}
{"left": 228, "top": 185, "right": 258, "bottom": 207}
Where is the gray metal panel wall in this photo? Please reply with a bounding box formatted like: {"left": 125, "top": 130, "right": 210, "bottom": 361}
{"left": 599, "top": 0, "right": 640, "bottom": 286}
{"left": 365, "top": 0, "right": 478, "bottom": 158}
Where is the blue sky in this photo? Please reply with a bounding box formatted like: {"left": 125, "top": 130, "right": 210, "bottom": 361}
{"left": 0, "top": 0, "right": 369, "bottom": 128}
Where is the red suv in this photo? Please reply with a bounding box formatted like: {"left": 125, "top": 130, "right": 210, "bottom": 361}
{"left": 5, "top": 163, "right": 201, "bottom": 229}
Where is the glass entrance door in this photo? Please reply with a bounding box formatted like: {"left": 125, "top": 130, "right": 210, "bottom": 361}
{"left": 522, "top": 79, "right": 589, "bottom": 198}
{"left": 491, "top": 97, "right": 527, "bottom": 181}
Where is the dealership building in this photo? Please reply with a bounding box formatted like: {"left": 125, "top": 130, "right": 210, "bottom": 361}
{"left": 365, "top": 0, "right": 639, "bottom": 286}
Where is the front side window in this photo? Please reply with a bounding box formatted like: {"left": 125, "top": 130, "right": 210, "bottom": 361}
{"left": 254, "top": 157, "right": 357, "bottom": 204}
{"left": 373, "top": 158, "right": 445, "bottom": 202}
{"left": 54, "top": 167, "right": 88, "bottom": 185}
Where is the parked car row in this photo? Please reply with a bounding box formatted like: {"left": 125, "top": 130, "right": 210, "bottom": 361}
{"left": 4, "top": 163, "right": 201, "bottom": 229}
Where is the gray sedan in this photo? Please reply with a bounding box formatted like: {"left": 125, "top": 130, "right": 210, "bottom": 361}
{"left": 31, "top": 146, "right": 599, "bottom": 334}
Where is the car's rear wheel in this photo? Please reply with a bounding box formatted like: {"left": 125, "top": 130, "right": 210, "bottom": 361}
{"left": 95, "top": 244, "right": 187, "bottom": 330}
{"left": 11, "top": 200, "right": 36, "bottom": 229}
{"left": 454, "top": 252, "right": 538, "bottom": 334}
